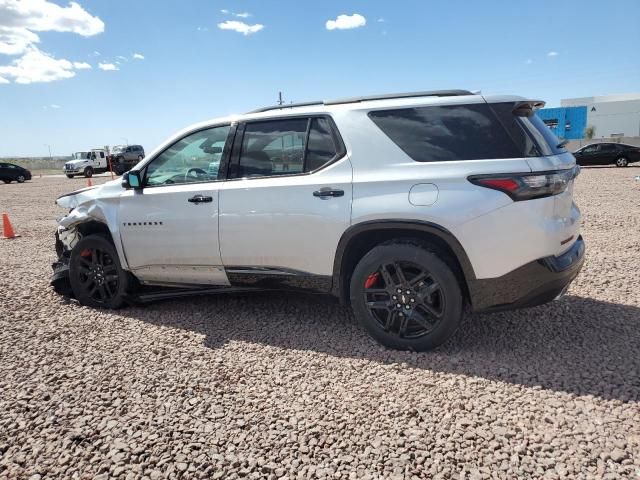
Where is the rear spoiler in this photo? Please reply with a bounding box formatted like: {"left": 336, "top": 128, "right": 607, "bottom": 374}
{"left": 512, "top": 100, "right": 545, "bottom": 117}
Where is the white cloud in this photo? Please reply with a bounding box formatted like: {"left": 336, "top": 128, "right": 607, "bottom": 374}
{"left": 0, "top": 47, "right": 75, "bottom": 83}
{"left": 377, "top": 18, "right": 385, "bottom": 23}
{"left": 73, "top": 61, "right": 91, "bottom": 69}
{"left": 0, "top": 0, "right": 104, "bottom": 40}
{"left": 116, "top": 55, "right": 128, "bottom": 62}
{"left": 132, "top": 52, "right": 144, "bottom": 60}
{"left": 326, "top": 13, "right": 366, "bottom": 31}
{"left": 98, "top": 62, "right": 118, "bottom": 71}
{"left": 0, "top": 75, "right": 9, "bottom": 83}
{"left": 221, "top": 9, "right": 251, "bottom": 18}
{"left": 217, "top": 20, "right": 264, "bottom": 36}
{"left": 0, "top": 26, "right": 39, "bottom": 55}
{"left": 547, "top": 51, "right": 559, "bottom": 57}
{"left": 91, "top": 50, "right": 100, "bottom": 56}
{"left": 196, "top": 26, "right": 208, "bottom": 32}
{"left": 0, "top": 0, "right": 104, "bottom": 84}
{"left": 526, "top": 58, "right": 533, "bottom": 65}
{"left": 49, "top": 103, "right": 61, "bottom": 108}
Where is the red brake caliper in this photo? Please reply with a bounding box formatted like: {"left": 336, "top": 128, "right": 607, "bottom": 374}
{"left": 364, "top": 272, "right": 379, "bottom": 289}
{"left": 80, "top": 249, "right": 92, "bottom": 257}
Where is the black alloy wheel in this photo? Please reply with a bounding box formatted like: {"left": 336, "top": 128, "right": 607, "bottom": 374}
{"left": 69, "top": 234, "right": 128, "bottom": 308}
{"left": 350, "top": 243, "right": 463, "bottom": 351}
{"left": 363, "top": 261, "right": 445, "bottom": 339}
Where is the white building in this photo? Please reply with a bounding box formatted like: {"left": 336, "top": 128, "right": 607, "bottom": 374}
{"left": 561, "top": 93, "right": 640, "bottom": 138}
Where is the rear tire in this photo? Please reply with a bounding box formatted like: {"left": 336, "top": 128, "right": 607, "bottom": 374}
{"left": 616, "top": 157, "right": 629, "bottom": 167}
{"left": 66, "top": 174, "right": 74, "bottom": 179}
{"left": 84, "top": 167, "right": 93, "bottom": 178}
{"left": 2, "top": 179, "right": 10, "bottom": 184}
{"left": 350, "top": 242, "right": 463, "bottom": 351}
{"left": 69, "top": 234, "right": 129, "bottom": 309}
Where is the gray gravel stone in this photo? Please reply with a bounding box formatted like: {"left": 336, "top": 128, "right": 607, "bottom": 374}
{"left": 0, "top": 170, "right": 639, "bottom": 479}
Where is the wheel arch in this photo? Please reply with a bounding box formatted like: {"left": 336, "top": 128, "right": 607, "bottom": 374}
{"left": 332, "top": 220, "right": 476, "bottom": 305}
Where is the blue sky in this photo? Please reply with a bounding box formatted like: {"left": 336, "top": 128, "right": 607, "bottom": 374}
{"left": 1, "top": 0, "right": 639, "bottom": 157}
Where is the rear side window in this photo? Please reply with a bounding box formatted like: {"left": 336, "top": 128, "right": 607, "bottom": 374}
{"left": 306, "top": 118, "right": 338, "bottom": 171}
{"left": 368, "top": 104, "right": 522, "bottom": 162}
{"left": 234, "top": 117, "right": 343, "bottom": 178}
{"left": 238, "top": 118, "right": 308, "bottom": 177}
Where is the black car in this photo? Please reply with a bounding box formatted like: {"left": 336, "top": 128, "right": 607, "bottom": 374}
{"left": 573, "top": 143, "right": 640, "bottom": 167}
{"left": 0, "top": 162, "right": 32, "bottom": 183}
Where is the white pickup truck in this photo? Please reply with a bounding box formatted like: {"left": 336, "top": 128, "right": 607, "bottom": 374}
{"left": 63, "top": 149, "right": 111, "bottom": 178}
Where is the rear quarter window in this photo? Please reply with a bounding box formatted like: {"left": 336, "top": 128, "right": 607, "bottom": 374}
{"left": 368, "top": 104, "right": 523, "bottom": 162}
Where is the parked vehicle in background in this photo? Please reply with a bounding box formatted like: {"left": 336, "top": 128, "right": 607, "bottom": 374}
{"left": 64, "top": 149, "right": 110, "bottom": 178}
{"left": 51, "top": 89, "right": 585, "bottom": 351}
{"left": 0, "top": 162, "right": 31, "bottom": 183}
{"left": 573, "top": 143, "right": 640, "bottom": 167}
{"left": 109, "top": 145, "right": 145, "bottom": 175}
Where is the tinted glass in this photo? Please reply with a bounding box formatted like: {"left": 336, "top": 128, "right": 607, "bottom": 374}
{"left": 583, "top": 145, "right": 598, "bottom": 153}
{"left": 145, "top": 125, "right": 230, "bottom": 186}
{"left": 238, "top": 118, "right": 308, "bottom": 177}
{"left": 520, "top": 113, "right": 567, "bottom": 156}
{"left": 306, "top": 118, "right": 338, "bottom": 171}
{"left": 368, "top": 104, "right": 522, "bottom": 162}
{"left": 489, "top": 103, "right": 540, "bottom": 157}
{"left": 599, "top": 144, "right": 616, "bottom": 152}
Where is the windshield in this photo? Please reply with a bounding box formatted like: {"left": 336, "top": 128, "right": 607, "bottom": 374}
{"left": 112, "top": 146, "right": 125, "bottom": 153}
{"left": 73, "top": 152, "right": 90, "bottom": 160}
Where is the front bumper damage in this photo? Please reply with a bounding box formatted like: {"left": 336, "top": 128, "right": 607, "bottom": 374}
{"left": 51, "top": 227, "right": 80, "bottom": 296}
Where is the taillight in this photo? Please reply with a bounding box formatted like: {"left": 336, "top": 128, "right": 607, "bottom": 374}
{"left": 468, "top": 166, "right": 580, "bottom": 201}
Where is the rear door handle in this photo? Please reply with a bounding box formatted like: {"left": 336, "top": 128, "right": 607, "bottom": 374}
{"left": 313, "top": 188, "right": 344, "bottom": 198}
{"left": 188, "top": 195, "right": 213, "bottom": 203}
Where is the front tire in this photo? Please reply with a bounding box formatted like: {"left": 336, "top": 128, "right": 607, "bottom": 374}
{"left": 616, "top": 157, "right": 629, "bottom": 167}
{"left": 69, "top": 234, "right": 129, "bottom": 309}
{"left": 350, "top": 243, "right": 463, "bottom": 351}
{"left": 16, "top": 175, "right": 25, "bottom": 183}
{"left": 138, "top": 155, "right": 143, "bottom": 161}
{"left": 84, "top": 167, "right": 93, "bottom": 178}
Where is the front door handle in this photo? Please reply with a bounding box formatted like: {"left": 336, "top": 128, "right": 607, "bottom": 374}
{"left": 313, "top": 188, "right": 344, "bottom": 198}
{"left": 188, "top": 195, "right": 213, "bottom": 204}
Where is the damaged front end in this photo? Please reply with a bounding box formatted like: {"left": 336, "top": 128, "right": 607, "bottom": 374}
{"left": 50, "top": 182, "right": 122, "bottom": 297}
{"left": 51, "top": 225, "right": 81, "bottom": 296}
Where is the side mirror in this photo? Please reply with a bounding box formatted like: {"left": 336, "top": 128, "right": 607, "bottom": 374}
{"left": 122, "top": 170, "right": 143, "bottom": 190}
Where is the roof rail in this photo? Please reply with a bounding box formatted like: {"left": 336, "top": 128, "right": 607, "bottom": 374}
{"left": 248, "top": 101, "right": 324, "bottom": 114}
{"left": 248, "top": 89, "right": 475, "bottom": 114}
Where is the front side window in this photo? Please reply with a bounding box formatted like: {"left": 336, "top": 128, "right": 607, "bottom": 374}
{"left": 368, "top": 104, "right": 523, "bottom": 162}
{"left": 145, "top": 125, "right": 230, "bottom": 186}
{"left": 582, "top": 145, "right": 598, "bottom": 154}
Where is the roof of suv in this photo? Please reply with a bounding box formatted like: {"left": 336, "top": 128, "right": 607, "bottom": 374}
{"left": 142, "top": 90, "right": 536, "bottom": 163}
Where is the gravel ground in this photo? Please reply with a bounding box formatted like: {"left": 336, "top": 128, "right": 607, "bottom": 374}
{"left": 1, "top": 169, "right": 639, "bottom": 479}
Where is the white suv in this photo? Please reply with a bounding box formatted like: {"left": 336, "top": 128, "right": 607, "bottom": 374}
{"left": 51, "top": 90, "right": 584, "bottom": 351}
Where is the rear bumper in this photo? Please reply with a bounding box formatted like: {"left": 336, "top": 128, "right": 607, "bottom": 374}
{"left": 469, "top": 236, "right": 585, "bottom": 312}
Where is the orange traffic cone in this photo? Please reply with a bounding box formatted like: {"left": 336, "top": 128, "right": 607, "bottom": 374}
{"left": 87, "top": 178, "right": 93, "bottom": 187}
{"left": 1, "top": 213, "right": 19, "bottom": 239}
